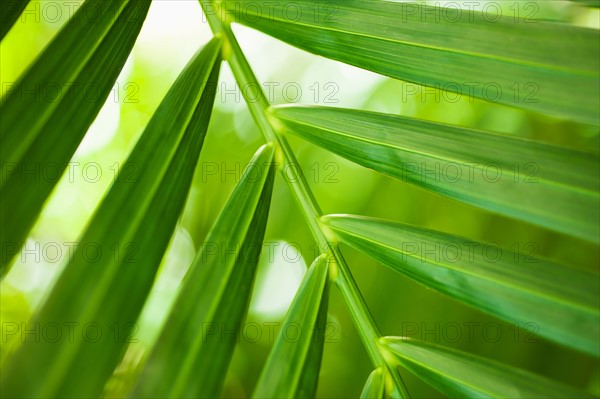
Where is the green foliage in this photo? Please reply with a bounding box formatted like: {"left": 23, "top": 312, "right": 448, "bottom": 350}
{"left": 131, "top": 144, "right": 275, "bottom": 398}
{"left": 225, "top": 0, "right": 600, "bottom": 124}
{"left": 253, "top": 254, "right": 331, "bottom": 398}
{"left": 0, "top": 0, "right": 151, "bottom": 276}
{"left": 272, "top": 105, "right": 600, "bottom": 242}
{"left": 0, "top": 0, "right": 30, "bottom": 40}
{"left": 381, "top": 337, "right": 592, "bottom": 398}
{"left": 322, "top": 214, "right": 600, "bottom": 356}
{"left": 1, "top": 0, "right": 598, "bottom": 398}
{"left": 360, "top": 368, "right": 386, "bottom": 399}
{"left": 1, "top": 36, "right": 222, "bottom": 398}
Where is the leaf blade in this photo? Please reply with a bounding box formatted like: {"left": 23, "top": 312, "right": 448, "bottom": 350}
{"left": 0, "top": 0, "right": 151, "bottom": 275}
{"left": 0, "top": 0, "right": 30, "bottom": 40}
{"left": 253, "top": 254, "right": 331, "bottom": 399}
{"left": 271, "top": 105, "right": 600, "bottom": 242}
{"left": 322, "top": 214, "right": 600, "bottom": 356}
{"left": 0, "top": 37, "right": 222, "bottom": 398}
{"left": 570, "top": 0, "right": 600, "bottom": 7}
{"left": 381, "top": 337, "right": 593, "bottom": 398}
{"left": 360, "top": 368, "right": 386, "bottom": 399}
{"left": 226, "top": 0, "right": 600, "bottom": 124}
{"left": 130, "top": 144, "right": 275, "bottom": 399}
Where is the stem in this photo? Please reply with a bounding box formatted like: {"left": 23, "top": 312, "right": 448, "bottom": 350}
{"left": 199, "top": 3, "right": 409, "bottom": 397}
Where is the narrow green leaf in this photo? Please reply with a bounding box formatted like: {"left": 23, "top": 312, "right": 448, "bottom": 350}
{"left": 253, "top": 254, "right": 331, "bottom": 399}
{"left": 0, "top": 37, "right": 222, "bottom": 398}
{"left": 321, "top": 214, "right": 600, "bottom": 356}
{"left": 360, "top": 368, "right": 385, "bottom": 399}
{"left": 381, "top": 337, "right": 593, "bottom": 398}
{"left": 0, "top": 0, "right": 30, "bottom": 40}
{"left": 130, "top": 144, "right": 275, "bottom": 399}
{"left": 570, "top": 0, "right": 600, "bottom": 7}
{"left": 271, "top": 105, "right": 600, "bottom": 243}
{"left": 224, "top": 0, "right": 599, "bottom": 124}
{"left": 0, "top": 0, "right": 151, "bottom": 276}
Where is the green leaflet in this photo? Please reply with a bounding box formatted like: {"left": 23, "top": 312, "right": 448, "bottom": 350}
{"left": 0, "top": 0, "right": 151, "bottom": 276}
{"left": 0, "top": 37, "right": 222, "bottom": 398}
{"left": 570, "top": 0, "right": 600, "bottom": 7}
{"left": 0, "top": 0, "right": 30, "bottom": 40}
{"left": 0, "top": 283, "right": 30, "bottom": 367}
{"left": 271, "top": 105, "right": 600, "bottom": 243}
{"left": 381, "top": 337, "right": 592, "bottom": 398}
{"left": 253, "top": 254, "right": 331, "bottom": 398}
{"left": 321, "top": 214, "right": 600, "bottom": 357}
{"left": 130, "top": 144, "right": 275, "bottom": 399}
{"left": 360, "top": 368, "right": 386, "bottom": 399}
{"left": 224, "top": 0, "right": 600, "bottom": 124}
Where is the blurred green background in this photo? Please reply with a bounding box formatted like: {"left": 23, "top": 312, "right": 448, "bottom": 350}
{"left": 1, "top": 1, "right": 599, "bottom": 397}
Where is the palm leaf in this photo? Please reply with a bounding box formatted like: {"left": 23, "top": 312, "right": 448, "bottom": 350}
{"left": 130, "top": 143, "right": 275, "bottom": 399}
{"left": 0, "top": 0, "right": 151, "bottom": 276}
{"left": 360, "top": 368, "right": 386, "bottom": 399}
{"left": 381, "top": 337, "right": 592, "bottom": 398}
{"left": 253, "top": 254, "right": 331, "bottom": 398}
{"left": 271, "top": 105, "right": 600, "bottom": 243}
{"left": 226, "top": 0, "right": 599, "bottom": 124}
{"left": 321, "top": 214, "right": 600, "bottom": 356}
{"left": 0, "top": 0, "right": 29, "bottom": 40}
{"left": 1, "top": 0, "right": 596, "bottom": 397}
{"left": 0, "top": 37, "right": 222, "bottom": 398}
{"left": 570, "top": 0, "right": 600, "bottom": 7}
